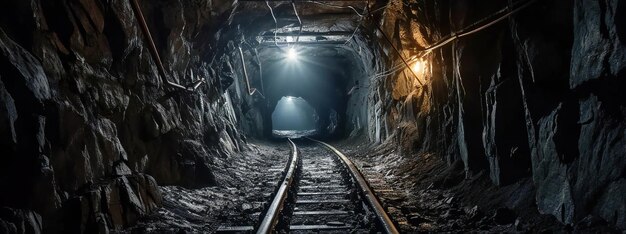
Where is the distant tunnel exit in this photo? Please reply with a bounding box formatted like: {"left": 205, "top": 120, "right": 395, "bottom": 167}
{"left": 272, "top": 96, "right": 317, "bottom": 137}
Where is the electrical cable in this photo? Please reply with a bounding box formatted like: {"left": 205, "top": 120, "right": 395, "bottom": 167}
{"left": 372, "top": 17, "right": 424, "bottom": 86}
{"left": 420, "top": 0, "right": 537, "bottom": 54}
{"left": 291, "top": 0, "right": 303, "bottom": 43}
{"left": 265, "top": 0, "right": 280, "bottom": 48}
{"left": 343, "top": 0, "right": 369, "bottom": 46}
{"left": 366, "top": 0, "right": 538, "bottom": 81}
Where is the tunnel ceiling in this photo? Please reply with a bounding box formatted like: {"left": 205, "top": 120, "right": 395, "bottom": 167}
{"left": 2, "top": 0, "right": 626, "bottom": 232}
{"left": 213, "top": 0, "right": 376, "bottom": 137}
{"left": 220, "top": 1, "right": 370, "bottom": 61}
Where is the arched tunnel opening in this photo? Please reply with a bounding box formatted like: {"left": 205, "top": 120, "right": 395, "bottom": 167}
{"left": 262, "top": 46, "right": 355, "bottom": 139}
{"left": 271, "top": 96, "right": 317, "bottom": 137}
{"left": 0, "top": 0, "right": 625, "bottom": 233}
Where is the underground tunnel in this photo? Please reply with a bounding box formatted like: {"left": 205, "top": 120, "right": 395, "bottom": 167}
{"left": 0, "top": 0, "right": 625, "bottom": 233}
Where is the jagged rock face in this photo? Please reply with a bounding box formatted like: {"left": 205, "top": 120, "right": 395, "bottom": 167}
{"left": 0, "top": 0, "right": 624, "bottom": 232}
{"left": 371, "top": 0, "right": 625, "bottom": 229}
{"left": 0, "top": 207, "right": 43, "bottom": 234}
{"left": 0, "top": 0, "right": 242, "bottom": 232}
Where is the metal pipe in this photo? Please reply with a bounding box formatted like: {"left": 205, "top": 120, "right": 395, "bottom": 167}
{"left": 422, "top": 0, "right": 537, "bottom": 53}
{"left": 238, "top": 47, "right": 253, "bottom": 93}
{"left": 129, "top": 0, "right": 167, "bottom": 85}
{"left": 238, "top": 46, "right": 266, "bottom": 98}
{"left": 190, "top": 78, "right": 205, "bottom": 90}
{"left": 367, "top": 0, "right": 537, "bottom": 81}
{"left": 129, "top": 0, "right": 205, "bottom": 91}
{"left": 254, "top": 48, "right": 265, "bottom": 94}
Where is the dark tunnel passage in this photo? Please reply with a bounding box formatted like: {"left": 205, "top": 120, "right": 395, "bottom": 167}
{"left": 271, "top": 96, "right": 317, "bottom": 133}
{"left": 262, "top": 47, "right": 356, "bottom": 139}
{"left": 0, "top": 0, "right": 625, "bottom": 233}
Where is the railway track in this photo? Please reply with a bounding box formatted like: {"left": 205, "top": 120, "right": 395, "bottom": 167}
{"left": 218, "top": 138, "right": 398, "bottom": 233}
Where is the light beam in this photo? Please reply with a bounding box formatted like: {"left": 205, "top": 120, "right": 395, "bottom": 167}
{"left": 286, "top": 48, "right": 298, "bottom": 61}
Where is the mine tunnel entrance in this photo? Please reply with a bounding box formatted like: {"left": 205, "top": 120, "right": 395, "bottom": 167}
{"left": 261, "top": 46, "right": 355, "bottom": 139}
{"left": 271, "top": 96, "right": 317, "bottom": 138}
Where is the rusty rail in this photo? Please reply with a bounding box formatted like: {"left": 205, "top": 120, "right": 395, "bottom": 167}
{"left": 129, "top": 0, "right": 205, "bottom": 91}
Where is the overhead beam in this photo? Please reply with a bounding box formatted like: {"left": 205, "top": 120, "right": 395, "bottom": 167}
{"left": 240, "top": 0, "right": 365, "bottom": 2}
{"left": 257, "top": 40, "right": 348, "bottom": 48}
{"left": 276, "top": 12, "right": 360, "bottom": 19}
{"left": 260, "top": 31, "right": 354, "bottom": 37}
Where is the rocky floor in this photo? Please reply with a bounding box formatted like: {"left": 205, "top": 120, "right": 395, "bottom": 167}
{"left": 122, "top": 140, "right": 290, "bottom": 233}
{"left": 331, "top": 135, "right": 621, "bottom": 233}
{"left": 117, "top": 137, "right": 622, "bottom": 233}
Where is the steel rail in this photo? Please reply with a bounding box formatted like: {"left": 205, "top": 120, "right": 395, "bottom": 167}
{"left": 129, "top": 0, "right": 205, "bottom": 91}
{"left": 257, "top": 138, "right": 299, "bottom": 234}
{"left": 308, "top": 138, "right": 399, "bottom": 234}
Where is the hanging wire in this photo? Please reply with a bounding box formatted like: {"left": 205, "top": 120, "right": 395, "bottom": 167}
{"left": 343, "top": 0, "right": 370, "bottom": 46}
{"left": 420, "top": 0, "right": 537, "bottom": 54}
{"left": 370, "top": 10, "right": 424, "bottom": 86}
{"left": 366, "top": 0, "right": 539, "bottom": 81}
{"left": 291, "top": 0, "right": 303, "bottom": 44}
{"left": 265, "top": 0, "right": 280, "bottom": 48}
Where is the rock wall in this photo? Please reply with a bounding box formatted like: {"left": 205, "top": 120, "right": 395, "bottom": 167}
{"left": 365, "top": 0, "right": 625, "bottom": 229}
{"left": 0, "top": 0, "right": 244, "bottom": 232}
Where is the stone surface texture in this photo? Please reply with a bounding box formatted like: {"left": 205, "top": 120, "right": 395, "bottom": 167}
{"left": 0, "top": 0, "right": 244, "bottom": 232}
{"left": 363, "top": 0, "right": 626, "bottom": 229}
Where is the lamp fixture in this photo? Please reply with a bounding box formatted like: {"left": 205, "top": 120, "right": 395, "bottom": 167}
{"left": 286, "top": 48, "right": 298, "bottom": 61}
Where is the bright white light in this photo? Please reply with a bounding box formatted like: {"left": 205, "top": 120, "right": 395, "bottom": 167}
{"left": 411, "top": 60, "right": 425, "bottom": 74}
{"left": 286, "top": 48, "right": 298, "bottom": 61}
